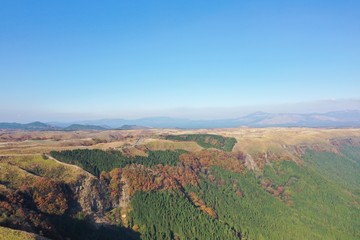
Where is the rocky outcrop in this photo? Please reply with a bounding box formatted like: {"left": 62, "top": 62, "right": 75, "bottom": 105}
{"left": 244, "top": 153, "right": 259, "bottom": 172}
{"left": 119, "top": 176, "right": 131, "bottom": 227}
{"left": 71, "top": 174, "right": 112, "bottom": 225}
{"left": 69, "top": 170, "right": 133, "bottom": 228}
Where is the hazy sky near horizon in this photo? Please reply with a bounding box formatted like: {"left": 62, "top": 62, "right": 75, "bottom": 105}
{"left": 1, "top": 1, "right": 360, "bottom": 122}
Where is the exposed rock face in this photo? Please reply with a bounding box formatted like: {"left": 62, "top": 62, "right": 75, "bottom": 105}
{"left": 68, "top": 171, "right": 132, "bottom": 228}
{"left": 244, "top": 153, "right": 259, "bottom": 171}
{"left": 119, "top": 175, "right": 131, "bottom": 227}
{"left": 71, "top": 174, "right": 112, "bottom": 225}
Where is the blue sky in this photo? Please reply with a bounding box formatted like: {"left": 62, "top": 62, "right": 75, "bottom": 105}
{"left": 1, "top": 1, "right": 359, "bottom": 121}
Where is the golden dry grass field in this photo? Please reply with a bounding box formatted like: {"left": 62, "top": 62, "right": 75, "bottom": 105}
{"left": 1, "top": 128, "right": 360, "bottom": 156}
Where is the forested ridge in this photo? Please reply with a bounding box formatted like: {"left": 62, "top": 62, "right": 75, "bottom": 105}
{"left": 50, "top": 149, "right": 186, "bottom": 177}
{"left": 127, "top": 147, "right": 360, "bottom": 239}
{"left": 165, "top": 134, "right": 237, "bottom": 152}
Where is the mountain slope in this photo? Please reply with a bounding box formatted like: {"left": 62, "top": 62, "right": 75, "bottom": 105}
{"left": 0, "top": 130, "right": 359, "bottom": 239}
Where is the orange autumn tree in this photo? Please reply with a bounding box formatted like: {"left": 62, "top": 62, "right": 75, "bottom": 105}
{"left": 30, "top": 178, "right": 68, "bottom": 215}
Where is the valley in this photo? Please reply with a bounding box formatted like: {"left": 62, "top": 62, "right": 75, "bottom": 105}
{"left": 0, "top": 128, "right": 359, "bottom": 239}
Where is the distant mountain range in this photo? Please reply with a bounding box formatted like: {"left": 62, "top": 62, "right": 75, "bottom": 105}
{"left": 1, "top": 110, "right": 360, "bottom": 130}
{"left": 0, "top": 121, "right": 58, "bottom": 131}
{"left": 63, "top": 124, "right": 107, "bottom": 131}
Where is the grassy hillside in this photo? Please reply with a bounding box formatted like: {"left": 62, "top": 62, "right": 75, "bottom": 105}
{"left": 0, "top": 226, "right": 49, "bottom": 240}
{"left": 0, "top": 155, "right": 82, "bottom": 189}
{"left": 145, "top": 139, "right": 203, "bottom": 152}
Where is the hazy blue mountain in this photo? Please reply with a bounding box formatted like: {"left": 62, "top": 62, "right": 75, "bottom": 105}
{"left": 63, "top": 124, "right": 107, "bottom": 131}
{"left": 117, "top": 125, "right": 149, "bottom": 130}
{"left": 1, "top": 110, "right": 360, "bottom": 130}
{"left": 69, "top": 110, "right": 360, "bottom": 128}
{"left": 0, "top": 122, "right": 23, "bottom": 129}
{"left": 0, "top": 121, "right": 57, "bottom": 130}
{"left": 0, "top": 122, "right": 106, "bottom": 131}
{"left": 236, "top": 110, "right": 360, "bottom": 127}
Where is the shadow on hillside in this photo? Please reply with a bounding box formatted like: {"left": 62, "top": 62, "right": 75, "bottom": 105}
{"left": 47, "top": 215, "right": 140, "bottom": 240}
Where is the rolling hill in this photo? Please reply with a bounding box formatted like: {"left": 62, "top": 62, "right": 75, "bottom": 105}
{"left": 0, "top": 128, "right": 359, "bottom": 239}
